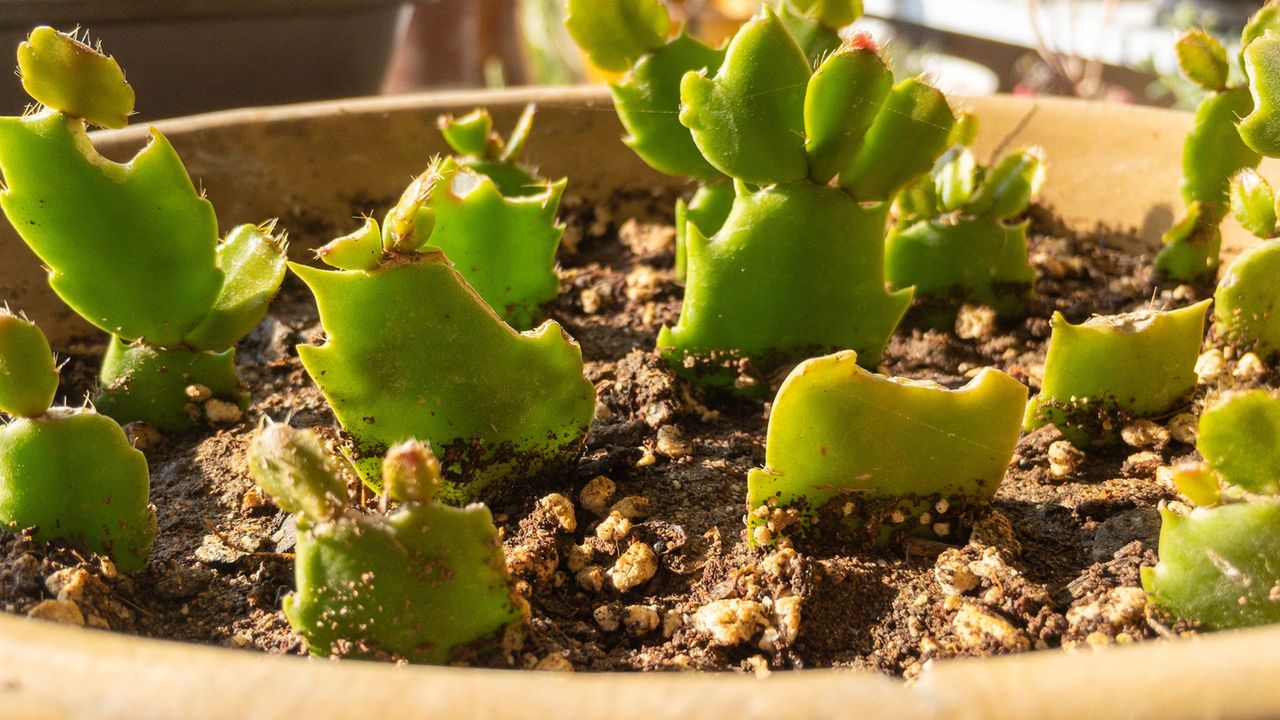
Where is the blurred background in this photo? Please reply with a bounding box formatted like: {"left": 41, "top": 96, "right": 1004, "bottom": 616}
{"left": 0, "top": 0, "right": 1269, "bottom": 121}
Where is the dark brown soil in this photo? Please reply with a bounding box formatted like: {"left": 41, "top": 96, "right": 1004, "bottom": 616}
{"left": 0, "top": 195, "right": 1214, "bottom": 675}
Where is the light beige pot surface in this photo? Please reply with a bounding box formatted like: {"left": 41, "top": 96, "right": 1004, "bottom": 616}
{"left": 0, "top": 87, "right": 1273, "bottom": 719}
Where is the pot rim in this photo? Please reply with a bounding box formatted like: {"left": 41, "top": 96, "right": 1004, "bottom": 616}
{"left": 0, "top": 87, "right": 1272, "bottom": 719}
{"left": 0, "top": 0, "right": 409, "bottom": 27}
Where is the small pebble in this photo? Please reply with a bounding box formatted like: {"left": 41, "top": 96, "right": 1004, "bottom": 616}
{"left": 1048, "top": 440, "right": 1085, "bottom": 479}
{"left": 593, "top": 604, "right": 621, "bottom": 632}
{"left": 184, "top": 384, "right": 213, "bottom": 402}
{"left": 27, "top": 599, "right": 85, "bottom": 626}
{"left": 1167, "top": 413, "right": 1197, "bottom": 445}
{"left": 609, "top": 495, "right": 651, "bottom": 520}
{"left": 623, "top": 604, "right": 661, "bottom": 635}
{"left": 538, "top": 493, "right": 577, "bottom": 533}
{"left": 579, "top": 476, "right": 616, "bottom": 516}
{"left": 608, "top": 542, "right": 658, "bottom": 592}
{"left": 1195, "top": 349, "right": 1226, "bottom": 384}
{"left": 1234, "top": 352, "right": 1266, "bottom": 382}
{"left": 534, "top": 653, "right": 574, "bottom": 672}
{"left": 204, "top": 399, "right": 243, "bottom": 424}
{"left": 693, "top": 599, "right": 769, "bottom": 647}
{"left": 579, "top": 287, "right": 602, "bottom": 315}
{"left": 955, "top": 304, "right": 997, "bottom": 340}
{"left": 1120, "top": 419, "right": 1168, "bottom": 449}
{"left": 576, "top": 565, "right": 605, "bottom": 593}
{"left": 655, "top": 425, "right": 692, "bottom": 458}
{"left": 566, "top": 544, "right": 594, "bottom": 573}
{"left": 595, "top": 511, "right": 632, "bottom": 542}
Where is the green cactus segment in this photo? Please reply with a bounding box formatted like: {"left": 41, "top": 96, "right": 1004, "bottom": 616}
{"left": 291, "top": 251, "right": 594, "bottom": 502}
{"left": 286, "top": 503, "right": 518, "bottom": 664}
{"left": 803, "top": 47, "right": 893, "bottom": 184}
{"left": 747, "top": 351, "right": 1027, "bottom": 546}
{"left": 841, "top": 79, "right": 958, "bottom": 202}
{"left": 1155, "top": 202, "right": 1223, "bottom": 281}
{"left": 776, "top": 2, "right": 843, "bottom": 65}
{"left": 1142, "top": 502, "right": 1280, "bottom": 630}
{"left": 439, "top": 110, "right": 495, "bottom": 158}
{"left": 563, "top": 0, "right": 669, "bottom": 73}
{"left": 0, "top": 112, "right": 223, "bottom": 346}
{"left": 679, "top": 8, "right": 812, "bottom": 186}
{"left": 1229, "top": 169, "right": 1277, "bottom": 238}
{"left": 1240, "top": 33, "right": 1280, "bottom": 157}
{"left": 1182, "top": 88, "right": 1260, "bottom": 210}
{"left": 183, "top": 224, "right": 288, "bottom": 351}
{"left": 0, "top": 312, "right": 58, "bottom": 419}
{"left": 658, "top": 183, "right": 911, "bottom": 385}
{"left": 1175, "top": 29, "right": 1229, "bottom": 93}
{"left": 316, "top": 217, "right": 384, "bottom": 272}
{"left": 1217, "top": 237, "right": 1280, "bottom": 358}
{"left": 1024, "top": 301, "right": 1211, "bottom": 446}
{"left": 674, "top": 181, "right": 735, "bottom": 281}
{"left": 247, "top": 423, "right": 349, "bottom": 522}
{"left": 17, "top": 27, "right": 134, "bottom": 129}
{"left": 886, "top": 219, "right": 1033, "bottom": 320}
{"left": 1242, "top": 3, "right": 1280, "bottom": 50}
{"left": 248, "top": 427, "right": 518, "bottom": 664}
{"left": 1196, "top": 390, "right": 1280, "bottom": 495}
{"left": 0, "top": 410, "right": 154, "bottom": 572}
{"left": 425, "top": 164, "right": 566, "bottom": 330}
{"left": 610, "top": 30, "right": 726, "bottom": 180}
{"left": 784, "top": 0, "right": 863, "bottom": 30}
{"left": 966, "top": 148, "right": 1046, "bottom": 219}
{"left": 95, "top": 337, "right": 243, "bottom": 432}
{"left": 886, "top": 147, "right": 1042, "bottom": 321}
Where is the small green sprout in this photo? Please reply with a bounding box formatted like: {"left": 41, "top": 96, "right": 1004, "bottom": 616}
{"left": 248, "top": 424, "right": 520, "bottom": 663}
{"left": 1024, "top": 301, "right": 1212, "bottom": 446}
{"left": 746, "top": 351, "right": 1027, "bottom": 547}
{"left": 1143, "top": 390, "right": 1280, "bottom": 629}
{"left": 0, "top": 28, "right": 287, "bottom": 431}
{"left": 1156, "top": 8, "right": 1280, "bottom": 280}
{"left": 0, "top": 310, "right": 153, "bottom": 572}
{"left": 293, "top": 161, "right": 595, "bottom": 502}
{"left": 654, "top": 11, "right": 955, "bottom": 387}
{"left": 417, "top": 107, "right": 566, "bottom": 329}
{"left": 886, "top": 130, "right": 1044, "bottom": 325}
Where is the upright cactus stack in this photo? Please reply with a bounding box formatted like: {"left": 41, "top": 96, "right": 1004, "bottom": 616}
{"left": 0, "top": 310, "right": 154, "bottom": 572}
{"left": 886, "top": 122, "right": 1044, "bottom": 326}
{"left": 429, "top": 106, "right": 567, "bottom": 329}
{"left": 293, "top": 159, "right": 595, "bottom": 502}
{"left": 570, "top": 2, "right": 954, "bottom": 389}
{"left": 1155, "top": 6, "right": 1280, "bottom": 281}
{"left": 0, "top": 27, "right": 287, "bottom": 431}
{"left": 248, "top": 424, "right": 521, "bottom": 663}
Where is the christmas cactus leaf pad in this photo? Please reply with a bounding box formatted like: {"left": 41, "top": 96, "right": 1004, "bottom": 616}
{"left": 1143, "top": 502, "right": 1280, "bottom": 630}
{"left": 17, "top": 26, "right": 134, "bottom": 129}
{"left": 678, "top": 7, "right": 811, "bottom": 186}
{"left": 658, "top": 182, "right": 912, "bottom": 385}
{"left": 291, "top": 246, "right": 594, "bottom": 503}
{"left": 1196, "top": 390, "right": 1280, "bottom": 495}
{"left": 747, "top": 351, "right": 1027, "bottom": 547}
{"left": 0, "top": 311, "right": 153, "bottom": 572}
{"left": 0, "top": 27, "right": 285, "bottom": 430}
{"left": 1144, "top": 390, "right": 1280, "bottom": 629}
{"left": 1240, "top": 32, "right": 1280, "bottom": 157}
{"left": 563, "top": 0, "right": 668, "bottom": 73}
{"left": 886, "top": 146, "right": 1043, "bottom": 323}
{"left": 610, "top": 30, "right": 726, "bottom": 180}
{"left": 1024, "top": 300, "right": 1211, "bottom": 446}
{"left": 420, "top": 156, "right": 565, "bottom": 330}
{"left": 1216, "top": 234, "right": 1280, "bottom": 359}
{"left": 248, "top": 425, "right": 520, "bottom": 664}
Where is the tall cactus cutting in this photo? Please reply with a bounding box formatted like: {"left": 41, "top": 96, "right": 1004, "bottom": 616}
{"left": 0, "top": 27, "right": 286, "bottom": 431}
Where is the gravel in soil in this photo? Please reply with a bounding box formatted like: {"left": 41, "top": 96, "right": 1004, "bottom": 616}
{"left": 1, "top": 194, "right": 1212, "bottom": 674}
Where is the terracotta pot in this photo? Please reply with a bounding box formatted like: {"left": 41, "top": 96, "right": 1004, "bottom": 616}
{"left": 0, "top": 0, "right": 411, "bottom": 120}
{"left": 0, "top": 88, "right": 1276, "bottom": 718}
